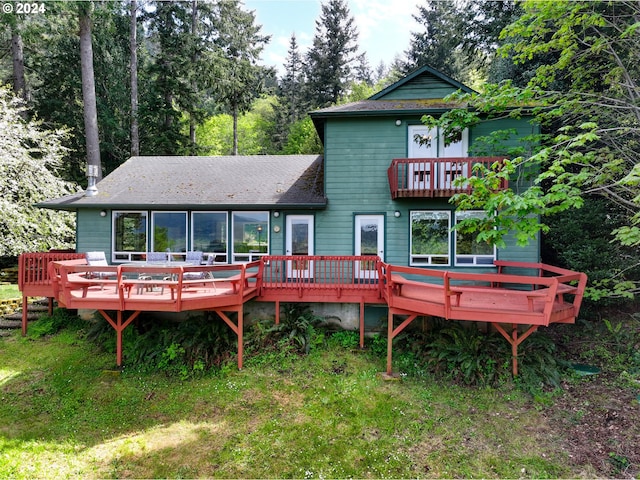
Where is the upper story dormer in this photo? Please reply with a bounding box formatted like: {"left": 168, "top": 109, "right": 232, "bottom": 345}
{"left": 310, "top": 65, "right": 526, "bottom": 201}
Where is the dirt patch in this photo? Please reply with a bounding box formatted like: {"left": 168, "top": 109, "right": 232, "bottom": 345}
{"left": 543, "top": 318, "right": 640, "bottom": 478}
{"left": 543, "top": 373, "right": 639, "bottom": 478}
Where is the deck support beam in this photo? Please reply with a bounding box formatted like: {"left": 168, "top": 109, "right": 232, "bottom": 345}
{"left": 213, "top": 306, "right": 244, "bottom": 370}
{"left": 98, "top": 309, "right": 141, "bottom": 367}
{"left": 359, "top": 299, "right": 365, "bottom": 349}
{"left": 386, "top": 308, "right": 419, "bottom": 375}
{"left": 492, "top": 323, "right": 539, "bottom": 376}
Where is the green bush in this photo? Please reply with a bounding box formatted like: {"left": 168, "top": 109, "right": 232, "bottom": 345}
{"left": 27, "top": 308, "right": 86, "bottom": 338}
{"left": 85, "top": 312, "right": 236, "bottom": 377}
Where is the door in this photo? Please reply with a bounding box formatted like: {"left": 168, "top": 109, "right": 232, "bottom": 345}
{"left": 286, "top": 215, "right": 314, "bottom": 278}
{"left": 355, "top": 215, "right": 384, "bottom": 280}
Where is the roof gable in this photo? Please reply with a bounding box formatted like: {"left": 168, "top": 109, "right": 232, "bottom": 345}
{"left": 370, "top": 65, "right": 474, "bottom": 101}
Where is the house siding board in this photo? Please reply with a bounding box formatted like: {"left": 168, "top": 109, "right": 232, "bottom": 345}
{"left": 377, "top": 75, "right": 459, "bottom": 100}
{"left": 318, "top": 114, "right": 540, "bottom": 267}
{"left": 77, "top": 210, "right": 111, "bottom": 258}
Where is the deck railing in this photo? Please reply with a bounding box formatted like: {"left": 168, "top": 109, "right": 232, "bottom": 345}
{"left": 259, "top": 255, "right": 384, "bottom": 297}
{"left": 387, "top": 156, "right": 507, "bottom": 199}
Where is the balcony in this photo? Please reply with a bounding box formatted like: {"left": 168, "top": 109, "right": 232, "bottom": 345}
{"left": 387, "top": 157, "right": 507, "bottom": 199}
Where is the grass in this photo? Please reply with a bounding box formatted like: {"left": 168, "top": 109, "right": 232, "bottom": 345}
{"left": 0, "top": 317, "right": 576, "bottom": 479}
{"left": 0, "top": 283, "right": 20, "bottom": 300}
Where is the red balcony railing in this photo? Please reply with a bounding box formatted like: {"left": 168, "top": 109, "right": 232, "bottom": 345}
{"left": 387, "top": 157, "right": 507, "bottom": 199}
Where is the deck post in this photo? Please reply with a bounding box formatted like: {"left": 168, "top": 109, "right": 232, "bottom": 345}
{"left": 359, "top": 299, "right": 365, "bottom": 349}
{"left": 386, "top": 309, "right": 394, "bottom": 375}
{"left": 511, "top": 324, "right": 518, "bottom": 376}
{"left": 21, "top": 296, "right": 28, "bottom": 336}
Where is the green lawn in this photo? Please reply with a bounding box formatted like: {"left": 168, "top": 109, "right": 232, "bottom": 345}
{"left": 0, "top": 322, "right": 576, "bottom": 479}
{"left": 0, "top": 283, "right": 20, "bottom": 300}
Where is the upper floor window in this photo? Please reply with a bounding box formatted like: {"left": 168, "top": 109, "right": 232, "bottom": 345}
{"left": 408, "top": 125, "right": 468, "bottom": 158}
{"left": 454, "top": 211, "right": 496, "bottom": 266}
{"left": 410, "top": 210, "right": 451, "bottom": 266}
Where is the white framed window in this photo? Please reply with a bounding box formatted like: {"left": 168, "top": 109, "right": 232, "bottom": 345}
{"left": 408, "top": 125, "right": 468, "bottom": 158}
{"left": 454, "top": 211, "right": 496, "bottom": 266}
{"left": 410, "top": 211, "right": 451, "bottom": 266}
{"left": 152, "top": 211, "right": 187, "bottom": 255}
{"left": 192, "top": 212, "right": 228, "bottom": 263}
{"left": 232, "top": 211, "right": 269, "bottom": 263}
{"left": 112, "top": 211, "right": 147, "bottom": 262}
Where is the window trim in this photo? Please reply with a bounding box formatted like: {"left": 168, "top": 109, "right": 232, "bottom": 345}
{"left": 454, "top": 211, "right": 496, "bottom": 267}
{"left": 409, "top": 210, "right": 451, "bottom": 267}
{"left": 191, "top": 211, "right": 228, "bottom": 263}
{"left": 231, "top": 211, "right": 270, "bottom": 263}
{"left": 111, "top": 210, "right": 148, "bottom": 263}
{"left": 151, "top": 211, "right": 188, "bottom": 255}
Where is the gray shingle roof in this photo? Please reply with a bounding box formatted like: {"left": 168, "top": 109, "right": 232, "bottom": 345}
{"left": 39, "top": 155, "right": 326, "bottom": 210}
{"left": 311, "top": 99, "right": 462, "bottom": 116}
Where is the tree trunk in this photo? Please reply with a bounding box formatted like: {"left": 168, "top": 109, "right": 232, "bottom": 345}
{"left": 189, "top": 0, "right": 198, "bottom": 148}
{"left": 232, "top": 102, "right": 238, "bottom": 155}
{"left": 130, "top": 0, "right": 139, "bottom": 156}
{"left": 11, "top": 30, "right": 27, "bottom": 105}
{"left": 79, "top": 4, "right": 102, "bottom": 181}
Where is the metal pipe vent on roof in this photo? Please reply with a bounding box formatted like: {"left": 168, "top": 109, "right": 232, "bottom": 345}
{"left": 85, "top": 164, "right": 99, "bottom": 197}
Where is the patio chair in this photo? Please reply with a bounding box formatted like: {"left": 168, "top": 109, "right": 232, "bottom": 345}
{"left": 145, "top": 251, "right": 168, "bottom": 263}
{"left": 85, "top": 251, "right": 117, "bottom": 289}
{"left": 183, "top": 252, "right": 216, "bottom": 291}
{"left": 185, "top": 251, "right": 204, "bottom": 265}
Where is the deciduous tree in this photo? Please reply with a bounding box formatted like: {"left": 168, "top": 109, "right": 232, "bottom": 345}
{"left": 0, "top": 87, "right": 76, "bottom": 256}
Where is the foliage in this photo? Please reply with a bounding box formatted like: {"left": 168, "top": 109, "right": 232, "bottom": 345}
{"left": 196, "top": 97, "right": 277, "bottom": 155}
{"left": 326, "top": 329, "right": 359, "bottom": 349}
{"left": 245, "top": 304, "right": 325, "bottom": 363}
{"left": 85, "top": 312, "right": 236, "bottom": 378}
{"left": 280, "top": 117, "right": 323, "bottom": 155}
{"left": 26, "top": 308, "right": 86, "bottom": 338}
{"left": 422, "top": 1, "right": 640, "bottom": 299}
{"left": 303, "top": 0, "right": 361, "bottom": 108}
{"left": 404, "top": 0, "right": 521, "bottom": 85}
{"left": 0, "top": 87, "right": 76, "bottom": 256}
{"left": 376, "top": 321, "right": 567, "bottom": 394}
{"left": 544, "top": 196, "right": 640, "bottom": 302}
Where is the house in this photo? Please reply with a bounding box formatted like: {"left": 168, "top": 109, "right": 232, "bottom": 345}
{"left": 39, "top": 65, "right": 539, "bottom": 327}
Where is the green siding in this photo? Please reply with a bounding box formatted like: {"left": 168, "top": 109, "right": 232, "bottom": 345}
{"left": 317, "top": 114, "right": 540, "bottom": 268}
{"left": 378, "top": 75, "right": 459, "bottom": 100}
{"left": 77, "top": 209, "right": 112, "bottom": 258}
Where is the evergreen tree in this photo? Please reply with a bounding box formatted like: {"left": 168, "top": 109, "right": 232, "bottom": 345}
{"left": 210, "top": 0, "right": 271, "bottom": 155}
{"left": 273, "top": 34, "right": 306, "bottom": 151}
{"left": 304, "top": 0, "right": 360, "bottom": 108}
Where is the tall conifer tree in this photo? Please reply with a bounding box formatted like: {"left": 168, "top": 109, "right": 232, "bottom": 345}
{"left": 304, "top": 0, "right": 360, "bottom": 108}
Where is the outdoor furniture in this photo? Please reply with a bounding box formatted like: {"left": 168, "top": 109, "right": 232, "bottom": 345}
{"left": 185, "top": 251, "right": 203, "bottom": 264}
{"left": 145, "top": 251, "right": 168, "bottom": 263}
{"left": 183, "top": 252, "right": 216, "bottom": 291}
{"left": 138, "top": 252, "right": 171, "bottom": 293}
{"left": 85, "top": 251, "right": 118, "bottom": 289}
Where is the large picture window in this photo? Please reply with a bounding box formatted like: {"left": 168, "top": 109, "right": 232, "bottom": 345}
{"left": 113, "top": 211, "right": 147, "bottom": 262}
{"left": 410, "top": 211, "right": 451, "bottom": 266}
{"left": 455, "top": 211, "right": 495, "bottom": 266}
{"left": 152, "top": 212, "right": 187, "bottom": 254}
{"left": 232, "top": 211, "right": 269, "bottom": 263}
{"left": 192, "top": 212, "right": 228, "bottom": 263}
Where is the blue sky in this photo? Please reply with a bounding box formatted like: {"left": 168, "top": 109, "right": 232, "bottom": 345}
{"left": 242, "top": 0, "right": 422, "bottom": 76}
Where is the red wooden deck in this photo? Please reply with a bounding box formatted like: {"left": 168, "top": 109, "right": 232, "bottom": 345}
{"left": 18, "top": 253, "right": 587, "bottom": 375}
